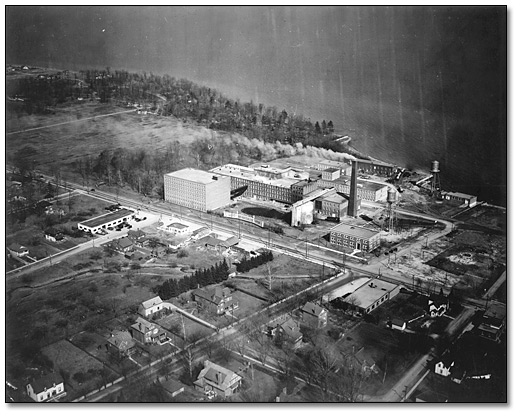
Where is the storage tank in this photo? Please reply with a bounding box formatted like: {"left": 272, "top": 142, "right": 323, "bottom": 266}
{"left": 431, "top": 160, "right": 440, "bottom": 173}
{"left": 387, "top": 188, "right": 397, "bottom": 204}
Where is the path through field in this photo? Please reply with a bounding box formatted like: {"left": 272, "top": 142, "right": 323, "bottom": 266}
{"left": 6, "top": 109, "right": 136, "bottom": 135}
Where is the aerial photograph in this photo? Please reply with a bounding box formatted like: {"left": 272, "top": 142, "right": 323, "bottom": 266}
{"left": 4, "top": 5, "right": 507, "bottom": 404}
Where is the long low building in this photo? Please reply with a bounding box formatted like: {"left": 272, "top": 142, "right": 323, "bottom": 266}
{"left": 78, "top": 208, "right": 136, "bottom": 234}
{"left": 343, "top": 278, "right": 401, "bottom": 315}
{"left": 330, "top": 223, "right": 381, "bottom": 252}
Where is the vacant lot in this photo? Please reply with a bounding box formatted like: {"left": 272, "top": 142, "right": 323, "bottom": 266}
{"left": 41, "top": 339, "right": 119, "bottom": 399}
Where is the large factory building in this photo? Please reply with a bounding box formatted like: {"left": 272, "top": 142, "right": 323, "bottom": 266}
{"left": 330, "top": 224, "right": 381, "bottom": 252}
{"left": 164, "top": 168, "right": 231, "bottom": 211}
{"left": 211, "top": 163, "right": 309, "bottom": 204}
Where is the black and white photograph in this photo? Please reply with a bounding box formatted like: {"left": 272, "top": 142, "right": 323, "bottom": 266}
{"left": 3, "top": 4, "right": 508, "bottom": 405}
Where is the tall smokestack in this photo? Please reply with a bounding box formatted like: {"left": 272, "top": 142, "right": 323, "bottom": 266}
{"left": 348, "top": 161, "right": 358, "bottom": 217}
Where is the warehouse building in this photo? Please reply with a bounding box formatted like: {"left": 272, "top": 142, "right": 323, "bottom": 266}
{"left": 315, "top": 159, "right": 350, "bottom": 175}
{"left": 330, "top": 223, "right": 381, "bottom": 252}
{"left": 78, "top": 208, "right": 136, "bottom": 234}
{"left": 343, "top": 278, "right": 401, "bottom": 315}
{"left": 353, "top": 158, "right": 396, "bottom": 177}
{"left": 164, "top": 168, "right": 231, "bottom": 211}
{"left": 314, "top": 190, "right": 349, "bottom": 220}
{"left": 441, "top": 191, "right": 478, "bottom": 208}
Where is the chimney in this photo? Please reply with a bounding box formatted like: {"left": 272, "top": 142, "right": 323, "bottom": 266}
{"left": 348, "top": 161, "right": 358, "bottom": 217}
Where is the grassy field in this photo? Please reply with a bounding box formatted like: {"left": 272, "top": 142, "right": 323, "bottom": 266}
{"left": 41, "top": 339, "right": 119, "bottom": 399}
{"left": 6, "top": 101, "right": 238, "bottom": 176}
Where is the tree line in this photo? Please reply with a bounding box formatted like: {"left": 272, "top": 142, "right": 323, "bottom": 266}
{"left": 236, "top": 250, "right": 274, "bottom": 273}
{"left": 153, "top": 259, "right": 230, "bottom": 300}
{"left": 7, "top": 67, "right": 342, "bottom": 150}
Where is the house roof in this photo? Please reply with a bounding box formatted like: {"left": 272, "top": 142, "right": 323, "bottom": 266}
{"left": 8, "top": 243, "right": 26, "bottom": 252}
{"left": 128, "top": 229, "right": 145, "bottom": 238}
{"left": 302, "top": 302, "right": 325, "bottom": 317}
{"left": 131, "top": 317, "right": 155, "bottom": 334}
{"left": 160, "top": 379, "right": 185, "bottom": 394}
{"left": 167, "top": 222, "right": 189, "bottom": 229}
{"left": 29, "top": 372, "right": 63, "bottom": 394}
{"left": 192, "top": 227, "right": 210, "bottom": 236}
{"left": 141, "top": 296, "right": 163, "bottom": 310}
{"left": 193, "top": 286, "right": 231, "bottom": 304}
{"left": 107, "top": 330, "right": 135, "bottom": 351}
{"left": 117, "top": 237, "right": 133, "bottom": 248}
{"left": 354, "top": 347, "right": 378, "bottom": 369}
{"left": 275, "top": 317, "right": 302, "bottom": 342}
{"left": 197, "top": 360, "right": 241, "bottom": 390}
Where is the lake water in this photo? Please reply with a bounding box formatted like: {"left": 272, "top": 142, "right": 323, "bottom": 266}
{"left": 6, "top": 6, "right": 507, "bottom": 205}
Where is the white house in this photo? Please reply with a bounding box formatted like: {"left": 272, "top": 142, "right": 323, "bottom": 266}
{"left": 166, "top": 222, "right": 190, "bottom": 235}
{"left": 26, "top": 372, "right": 66, "bottom": 402}
{"left": 8, "top": 243, "right": 29, "bottom": 257}
{"left": 434, "top": 357, "right": 454, "bottom": 377}
{"left": 138, "top": 296, "right": 165, "bottom": 317}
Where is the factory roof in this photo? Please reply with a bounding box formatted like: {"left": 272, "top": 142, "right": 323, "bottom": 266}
{"left": 358, "top": 179, "right": 388, "bottom": 192}
{"left": 354, "top": 158, "right": 395, "bottom": 168}
{"left": 80, "top": 208, "right": 135, "bottom": 228}
{"left": 318, "top": 191, "right": 347, "bottom": 204}
{"left": 212, "top": 164, "right": 300, "bottom": 188}
{"left": 323, "top": 167, "right": 340, "bottom": 173}
{"left": 344, "top": 278, "right": 400, "bottom": 310}
{"left": 330, "top": 223, "right": 380, "bottom": 239}
{"left": 165, "top": 168, "right": 225, "bottom": 184}
{"left": 316, "top": 159, "right": 350, "bottom": 168}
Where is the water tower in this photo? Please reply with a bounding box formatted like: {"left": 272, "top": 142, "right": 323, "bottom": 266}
{"left": 386, "top": 188, "right": 397, "bottom": 232}
{"left": 430, "top": 160, "right": 441, "bottom": 193}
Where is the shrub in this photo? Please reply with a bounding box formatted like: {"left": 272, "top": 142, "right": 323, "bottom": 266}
{"left": 177, "top": 249, "right": 188, "bottom": 258}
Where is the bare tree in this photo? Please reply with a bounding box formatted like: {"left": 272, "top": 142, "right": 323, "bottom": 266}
{"left": 345, "top": 295, "right": 361, "bottom": 317}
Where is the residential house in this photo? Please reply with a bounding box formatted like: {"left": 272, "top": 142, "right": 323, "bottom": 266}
{"left": 45, "top": 205, "right": 65, "bottom": 216}
{"left": 434, "top": 354, "right": 455, "bottom": 377}
{"left": 166, "top": 222, "right": 189, "bottom": 235}
{"left": 194, "top": 360, "right": 242, "bottom": 398}
{"left": 192, "top": 226, "right": 211, "bottom": 240}
{"left": 107, "top": 330, "right": 137, "bottom": 359}
{"left": 193, "top": 286, "right": 238, "bottom": 315}
{"left": 301, "top": 302, "right": 328, "bottom": 329}
{"left": 352, "top": 347, "right": 380, "bottom": 377}
{"left": 160, "top": 379, "right": 185, "bottom": 398}
{"left": 8, "top": 243, "right": 29, "bottom": 257}
{"left": 26, "top": 372, "right": 66, "bottom": 402}
{"left": 428, "top": 293, "right": 449, "bottom": 317}
{"left": 130, "top": 317, "right": 168, "bottom": 345}
{"left": 476, "top": 302, "right": 506, "bottom": 342}
{"left": 138, "top": 296, "right": 165, "bottom": 318}
{"left": 128, "top": 229, "right": 148, "bottom": 247}
{"left": 387, "top": 318, "right": 408, "bottom": 332}
{"left": 45, "top": 231, "right": 64, "bottom": 242}
{"left": 113, "top": 237, "right": 134, "bottom": 253}
{"left": 267, "top": 316, "right": 303, "bottom": 349}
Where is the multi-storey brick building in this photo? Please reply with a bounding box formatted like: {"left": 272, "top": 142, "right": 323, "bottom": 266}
{"left": 330, "top": 223, "right": 381, "bottom": 252}
{"left": 164, "top": 168, "right": 231, "bottom": 211}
